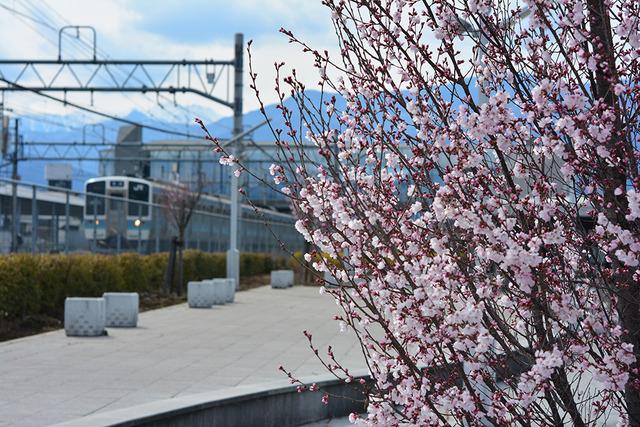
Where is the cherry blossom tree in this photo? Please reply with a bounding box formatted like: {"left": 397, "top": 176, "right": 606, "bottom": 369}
{"left": 201, "top": 0, "right": 640, "bottom": 424}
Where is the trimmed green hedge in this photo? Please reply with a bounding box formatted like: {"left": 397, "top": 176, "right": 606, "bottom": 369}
{"left": 0, "top": 251, "right": 289, "bottom": 321}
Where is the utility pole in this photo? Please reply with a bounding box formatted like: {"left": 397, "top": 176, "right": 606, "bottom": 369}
{"left": 31, "top": 185, "right": 37, "bottom": 254}
{"left": 0, "top": 93, "right": 5, "bottom": 158}
{"left": 227, "top": 32, "right": 243, "bottom": 288}
{"left": 0, "top": 95, "right": 4, "bottom": 253}
{"left": 10, "top": 118, "right": 19, "bottom": 253}
{"left": 92, "top": 198, "right": 98, "bottom": 252}
{"left": 64, "top": 190, "right": 70, "bottom": 254}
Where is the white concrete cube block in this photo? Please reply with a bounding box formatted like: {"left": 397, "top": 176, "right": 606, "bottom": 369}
{"left": 209, "top": 278, "right": 235, "bottom": 303}
{"left": 271, "top": 270, "right": 294, "bottom": 289}
{"left": 64, "top": 298, "right": 106, "bottom": 337}
{"left": 205, "top": 279, "right": 226, "bottom": 305}
{"left": 187, "top": 281, "right": 215, "bottom": 308}
{"left": 103, "top": 292, "right": 139, "bottom": 327}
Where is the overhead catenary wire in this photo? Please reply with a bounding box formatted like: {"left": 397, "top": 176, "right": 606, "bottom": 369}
{"left": 11, "top": 104, "right": 121, "bottom": 134}
{"left": 13, "top": 111, "right": 82, "bottom": 130}
{"left": 0, "top": 0, "right": 205, "bottom": 134}
{"left": 0, "top": 77, "right": 201, "bottom": 139}
{"left": 0, "top": 1, "right": 56, "bottom": 30}
{"left": 0, "top": 2, "right": 161, "bottom": 124}
{"left": 28, "top": 0, "right": 209, "bottom": 127}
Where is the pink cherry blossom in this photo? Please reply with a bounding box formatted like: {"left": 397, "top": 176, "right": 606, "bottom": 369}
{"left": 204, "top": 0, "right": 640, "bottom": 424}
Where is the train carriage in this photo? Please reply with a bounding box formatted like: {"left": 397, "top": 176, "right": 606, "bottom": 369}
{"left": 83, "top": 176, "right": 302, "bottom": 253}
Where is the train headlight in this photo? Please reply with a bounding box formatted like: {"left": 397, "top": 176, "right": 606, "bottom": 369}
{"left": 134, "top": 218, "right": 142, "bottom": 227}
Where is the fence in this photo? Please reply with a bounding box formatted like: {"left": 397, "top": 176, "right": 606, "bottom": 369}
{"left": 0, "top": 178, "right": 304, "bottom": 255}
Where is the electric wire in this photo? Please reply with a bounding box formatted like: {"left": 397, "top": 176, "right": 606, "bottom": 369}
{"left": 29, "top": 0, "right": 205, "bottom": 127}
{"left": 0, "top": 1, "right": 203, "bottom": 135}
{"left": 0, "top": 2, "right": 55, "bottom": 30}
{"left": 0, "top": 77, "right": 201, "bottom": 139}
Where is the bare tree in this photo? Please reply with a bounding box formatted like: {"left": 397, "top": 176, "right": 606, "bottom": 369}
{"left": 160, "top": 175, "right": 204, "bottom": 295}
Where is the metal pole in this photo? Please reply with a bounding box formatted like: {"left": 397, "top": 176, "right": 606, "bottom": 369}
{"left": 117, "top": 233, "right": 121, "bottom": 254}
{"left": 64, "top": 191, "right": 70, "bottom": 254}
{"left": 10, "top": 119, "right": 19, "bottom": 252}
{"left": 0, "top": 93, "right": 6, "bottom": 159}
{"left": 155, "top": 205, "right": 160, "bottom": 253}
{"left": 53, "top": 215, "right": 58, "bottom": 250}
{"left": 58, "top": 26, "right": 97, "bottom": 61}
{"left": 93, "top": 202, "right": 97, "bottom": 252}
{"left": 208, "top": 214, "right": 212, "bottom": 252}
{"left": 31, "top": 185, "right": 37, "bottom": 254}
{"left": 137, "top": 220, "right": 141, "bottom": 253}
{"left": 196, "top": 215, "right": 201, "bottom": 250}
{"left": 227, "top": 32, "right": 243, "bottom": 288}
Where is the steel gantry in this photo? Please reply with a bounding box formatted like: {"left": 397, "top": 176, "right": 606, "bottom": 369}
{"left": 0, "top": 25, "right": 235, "bottom": 107}
{"left": 0, "top": 58, "right": 234, "bottom": 108}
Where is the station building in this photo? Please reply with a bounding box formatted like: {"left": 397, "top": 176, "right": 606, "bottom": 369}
{"left": 97, "top": 125, "right": 290, "bottom": 212}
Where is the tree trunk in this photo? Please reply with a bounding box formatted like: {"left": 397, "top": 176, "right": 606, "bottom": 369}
{"left": 585, "top": 0, "right": 640, "bottom": 422}
{"left": 617, "top": 287, "right": 640, "bottom": 425}
{"left": 177, "top": 229, "right": 185, "bottom": 296}
{"left": 164, "top": 236, "right": 177, "bottom": 294}
{"left": 177, "top": 244, "right": 184, "bottom": 296}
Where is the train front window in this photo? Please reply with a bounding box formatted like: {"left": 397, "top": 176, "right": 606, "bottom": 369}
{"left": 86, "top": 181, "right": 106, "bottom": 216}
{"left": 128, "top": 182, "right": 150, "bottom": 217}
{"left": 109, "top": 192, "right": 124, "bottom": 212}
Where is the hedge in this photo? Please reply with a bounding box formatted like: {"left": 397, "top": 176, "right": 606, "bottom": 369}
{"left": 0, "top": 251, "right": 289, "bottom": 322}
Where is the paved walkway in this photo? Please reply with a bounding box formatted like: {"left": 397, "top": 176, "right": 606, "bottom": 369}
{"left": 0, "top": 286, "right": 365, "bottom": 427}
{"left": 301, "top": 416, "right": 352, "bottom": 426}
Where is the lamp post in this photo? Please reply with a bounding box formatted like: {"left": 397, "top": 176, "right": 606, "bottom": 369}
{"left": 93, "top": 217, "right": 99, "bottom": 251}
{"left": 90, "top": 195, "right": 102, "bottom": 252}
{"left": 10, "top": 119, "right": 19, "bottom": 253}
{"left": 134, "top": 217, "right": 142, "bottom": 253}
{"left": 226, "top": 32, "right": 244, "bottom": 289}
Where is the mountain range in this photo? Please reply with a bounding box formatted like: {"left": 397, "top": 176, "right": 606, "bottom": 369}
{"left": 9, "top": 90, "right": 342, "bottom": 190}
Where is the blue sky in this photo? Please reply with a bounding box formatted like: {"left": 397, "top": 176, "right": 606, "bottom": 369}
{"left": 131, "top": 0, "right": 331, "bottom": 44}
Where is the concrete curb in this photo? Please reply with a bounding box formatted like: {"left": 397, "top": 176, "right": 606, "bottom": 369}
{"left": 49, "top": 370, "right": 371, "bottom": 427}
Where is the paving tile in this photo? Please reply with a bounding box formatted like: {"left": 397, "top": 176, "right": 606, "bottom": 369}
{"left": 0, "top": 286, "right": 365, "bottom": 426}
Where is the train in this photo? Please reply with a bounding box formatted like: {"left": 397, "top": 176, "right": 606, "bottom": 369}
{"left": 83, "top": 175, "right": 303, "bottom": 253}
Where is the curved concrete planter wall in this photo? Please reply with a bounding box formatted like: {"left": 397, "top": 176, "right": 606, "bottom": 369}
{"left": 51, "top": 371, "right": 371, "bottom": 427}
